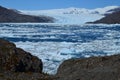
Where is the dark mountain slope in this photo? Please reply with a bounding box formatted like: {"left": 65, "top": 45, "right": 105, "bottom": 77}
{"left": 87, "top": 11, "right": 120, "bottom": 24}
{"left": 0, "top": 6, "right": 54, "bottom": 23}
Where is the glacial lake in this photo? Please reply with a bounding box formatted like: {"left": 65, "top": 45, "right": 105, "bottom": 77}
{"left": 0, "top": 23, "right": 120, "bottom": 74}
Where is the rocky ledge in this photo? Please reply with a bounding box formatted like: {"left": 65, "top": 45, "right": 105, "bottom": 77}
{"left": 0, "top": 39, "right": 55, "bottom": 80}
{"left": 56, "top": 54, "right": 120, "bottom": 80}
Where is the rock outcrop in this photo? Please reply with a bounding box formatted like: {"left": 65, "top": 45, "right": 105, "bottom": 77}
{"left": 0, "top": 39, "right": 43, "bottom": 73}
{"left": 0, "top": 39, "right": 57, "bottom": 80}
{"left": 56, "top": 54, "right": 120, "bottom": 80}
{"left": 87, "top": 11, "right": 120, "bottom": 24}
{"left": 0, "top": 6, "right": 54, "bottom": 23}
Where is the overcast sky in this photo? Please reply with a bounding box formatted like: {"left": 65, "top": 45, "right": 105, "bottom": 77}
{"left": 0, "top": 0, "right": 120, "bottom": 10}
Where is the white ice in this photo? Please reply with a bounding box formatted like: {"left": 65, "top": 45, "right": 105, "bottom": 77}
{"left": 20, "top": 6, "right": 119, "bottom": 24}
{"left": 1, "top": 23, "right": 120, "bottom": 74}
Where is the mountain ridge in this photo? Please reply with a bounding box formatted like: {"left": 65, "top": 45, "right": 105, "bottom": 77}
{"left": 87, "top": 11, "right": 120, "bottom": 24}
{"left": 0, "top": 6, "right": 54, "bottom": 23}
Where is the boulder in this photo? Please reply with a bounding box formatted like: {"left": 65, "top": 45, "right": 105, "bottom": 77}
{"left": 56, "top": 55, "right": 120, "bottom": 80}
{"left": 0, "top": 39, "right": 43, "bottom": 73}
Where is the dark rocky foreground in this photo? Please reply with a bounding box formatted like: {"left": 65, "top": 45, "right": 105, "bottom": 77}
{"left": 0, "top": 39, "right": 42, "bottom": 73}
{"left": 87, "top": 11, "right": 120, "bottom": 24}
{"left": 56, "top": 55, "right": 120, "bottom": 80}
{"left": 0, "top": 6, "right": 54, "bottom": 23}
{"left": 0, "top": 39, "right": 55, "bottom": 80}
{"left": 1, "top": 39, "right": 120, "bottom": 80}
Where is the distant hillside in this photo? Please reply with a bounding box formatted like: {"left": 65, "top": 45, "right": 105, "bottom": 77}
{"left": 0, "top": 6, "right": 54, "bottom": 23}
{"left": 87, "top": 10, "right": 120, "bottom": 24}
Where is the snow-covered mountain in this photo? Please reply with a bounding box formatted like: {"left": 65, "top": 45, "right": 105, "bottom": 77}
{"left": 20, "top": 6, "right": 120, "bottom": 24}
{"left": 91, "top": 6, "right": 120, "bottom": 14}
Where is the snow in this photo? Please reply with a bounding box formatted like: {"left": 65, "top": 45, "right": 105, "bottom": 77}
{"left": 1, "top": 5, "right": 119, "bottom": 74}
{"left": 0, "top": 5, "right": 120, "bottom": 74}
{"left": 20, "top": 6, "right": 119, "bottom": 24}
{"left": 92, "top": 6, "right": 119, "bottom": 14}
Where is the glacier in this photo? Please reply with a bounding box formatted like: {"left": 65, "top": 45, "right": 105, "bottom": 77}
{"left": 20, "top": 6, "right": 119, "bottom": 24}
{"left": 1, "top": 4, "right": 120, "bottom": 74}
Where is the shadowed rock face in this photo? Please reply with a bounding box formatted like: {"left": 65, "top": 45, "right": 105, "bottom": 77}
{"left": 0, "top": 6, "right": 54, "bottom": 23}
{"left": 0, "top": 39, "right": 43, "bottom": 73}
{"left": 0, "top": 39, "right": 57, "bottom": 80}
{"left": 87, "top": 11, "right": 120, "bottom": 24}
{"left": 56, "top": 55, "right": 120, "bottom": 80}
